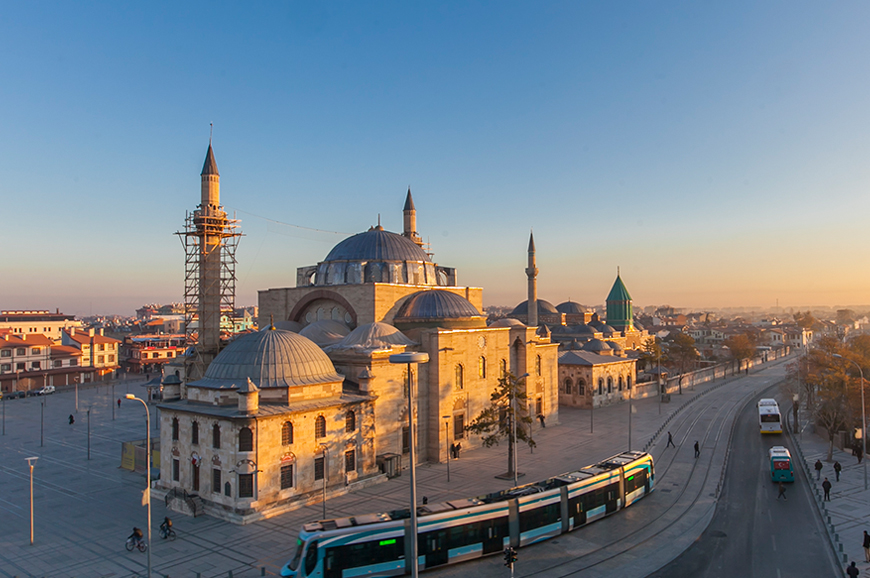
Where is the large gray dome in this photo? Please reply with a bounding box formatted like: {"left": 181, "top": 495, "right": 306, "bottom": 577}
{"left": 192, "top": 328, "right": 343, "bottom": 389}
{"left": 325, "top": 227, "right": 431, "bottom": 263}
{"left": 299, "top": 320, "right": 350, "bottom": 346}
{"left": 556, "top": 301, "right": 587, "bottom": 314}
{"left": 328, "top": 322, "right": 416, "bottom": 351}
{"left": 396, "top": 290, "right": 481, "bottom": 320}
{"left": 510, "top": 299, "right": 559, "bottom": 316}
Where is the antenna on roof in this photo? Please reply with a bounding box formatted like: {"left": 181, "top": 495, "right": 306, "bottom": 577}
{"left": 209, "top": 122, "right": 213, "bottom": 145}
{"left": 378, "top": 213, "right": 381, "bottom": 227}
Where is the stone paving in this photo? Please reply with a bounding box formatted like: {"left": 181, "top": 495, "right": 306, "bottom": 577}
{"left": 791, "top": 414, "right": 870, "bottom": 576}
{"left": 0, "top": 362, "right": 788, "bottom": 578}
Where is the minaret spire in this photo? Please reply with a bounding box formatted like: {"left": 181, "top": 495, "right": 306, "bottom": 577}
{"left": 526, "top": 230, "right": 538, "bottom": 327}
{"left": 403, "top": 187, "right": 423, "bottom": 246}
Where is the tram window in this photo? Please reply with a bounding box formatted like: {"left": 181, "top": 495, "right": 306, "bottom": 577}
{"left": 625, "top": 470, "right": 647, "bottom": 493}
{"left": 304, "top": 541, "right": 319, "bottom": 576}
{"left": 519, "top": 502, "right": 561, "bottom": 531}
{"left": 332, "top": 537, "right": 405, "bottom": 568}
{"left": 761, "top": 415, "right": 780, "bottom": 423}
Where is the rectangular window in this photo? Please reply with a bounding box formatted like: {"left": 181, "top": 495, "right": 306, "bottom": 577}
{"left": 212, "top": 469, "right": 222, "bottom": 493}
{"left": 314, "top": 456, "right": 325, "bottom": 481}
{"left": 192, "top": 465, "right": 200, "bottom": 492}
{"left": 16, "top": 348, "right": 26, "bottom": 355}
{"left": 453, "top": 413, "right": 465, "bottom": 441}
{"left": 167, "top": 351, "right": 173, "bottom": 358}
{"left": 1, "top": 364, "right": 10, "bottom": 372}
{"left": 70, "top": 359, "right": 78, "bottom": 366}
{"left": 31, "top": 348, "right": 41, "bottom": 355}
{"left": 238, "top": 473, "right": 254, "bottom": 498}
{"left": 152, "top": 352, "right": 160, "bottom": 359}
{"left": 172, "top": 459, "right": 180, "bottom": 482}
{"left": 53, "top": 360, "right": 62, "bottom": 368}
{"left": 402, "top": 426, "right": 410, "bottom": 453}
{"left": 16, "top": 363, "right": 25, "bottom": 371}
{"left": 345, "top": 450, "right": 356, "bottom": 473}
{"left": 281, "top": 464, "right": 294, "bottom": 489}
{"left": 108, "top": 355, "right": 115, "bottom": 363}
{"left": 0, "top": 350, "right": 10, "bottom": 358}
{"left": 31, "top": 361, "right": 40, "bottom": 370}
{"left": 99, "top": 344, "right": 105, "bottom": 351}
{"left": 97, "top": 355, "right": 104, "bottom": 364}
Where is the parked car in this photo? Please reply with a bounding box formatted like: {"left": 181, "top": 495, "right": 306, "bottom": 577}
{"left": 36, "top": 385, "right": 56, "bottom": 395}
{"left": 8, "top": 391, "right": 26, "bottom": 399}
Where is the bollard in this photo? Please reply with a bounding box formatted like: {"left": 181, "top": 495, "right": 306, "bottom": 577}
{"left": 229, "top": 572, "right": 233, "bottom": 578}
{"left": 262, "top": 568, "right": 267, "bottom": 576}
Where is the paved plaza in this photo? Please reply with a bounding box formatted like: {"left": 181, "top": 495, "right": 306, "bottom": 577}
{"left": 0, "top": 361, "right": 803, "bottom": 578}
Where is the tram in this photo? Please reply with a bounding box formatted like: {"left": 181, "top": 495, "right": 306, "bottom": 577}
{"left": 280, "top": 451, "right": 654, "bottom": 577}
{"left": 769, "top": 446, "right": 794, "bottom": 482}
{"left": 758, "top": 398, "right": 782, "bottom": 434}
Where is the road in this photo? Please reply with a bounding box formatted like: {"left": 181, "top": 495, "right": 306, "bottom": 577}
{"left": 648, "top": 388, "right": 838, "bottom": 578}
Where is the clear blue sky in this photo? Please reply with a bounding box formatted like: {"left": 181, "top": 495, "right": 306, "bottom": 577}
{"left": 3, "top": 2, "right": 870, "bottom": 316}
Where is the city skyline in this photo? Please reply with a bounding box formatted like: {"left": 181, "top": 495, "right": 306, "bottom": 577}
{"left": 3, "top": 3, "right": 870, "bottom": 316}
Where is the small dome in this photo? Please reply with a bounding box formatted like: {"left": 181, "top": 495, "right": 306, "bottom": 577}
{"left": 510, "top": 299, "right": 559, "bottom": 316}
{"left": 633, "top": 320, "right": 645, "bottom": 331}
{"left": 324, "top": 228, "right": 431, "bottom": 263}
{"left": 583, "top": 338, "right": 613, "bottom": 353}
{"left": 192, "top": 328, "right": 343, "bottom": 389}
{"left": 600, "top": 324, "right": 617, "bottom": 336}
{"left": 569, "top": 339, "right": 583, "bottom": 350}
{"left": 569, "top": 323, "right": 596, "bottom": 335}
{"left": 396, "top": 290, "right": 482, "bottom": 320}
{"left": 556, "top": 301, "right": 587, "bottom": 314}
{"left": 489, "top": 318, "right": 526, "bottom": 328}
{"left": 299, "top": 320, "right": 351, "bottom": 346}
{"left": 607, "top": 340, "right": 624, "bottom": 352}
{"left": 329, "top": 322, "right": 416, "bottom": 351}
{"left": 589, "top": 319, "right": 605, "bottom": 330}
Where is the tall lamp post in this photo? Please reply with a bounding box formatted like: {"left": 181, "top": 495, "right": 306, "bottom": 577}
{"left": 833, "top": 354, "right": 866, "bottom": 490}
{"left": 442, "top": 415, "right": 451, "bottom": 483}
{"left": 25, "top": 456, "right": 38, "bottom": 545}
{"left": 389, "top": 352, "right": 429, "bottom": 578}
{"left": 126, "top": 394, "right": 152, "bottom": 578}
{"left": 513, "top": 373, "right": 530, "bottom": 486}
{"left": 319, "top": 443, "right": 328, "bottom": 520}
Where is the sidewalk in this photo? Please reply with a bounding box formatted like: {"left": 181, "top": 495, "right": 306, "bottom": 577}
{"left": 791, "top": 422, "right": 870, "bottom": 574}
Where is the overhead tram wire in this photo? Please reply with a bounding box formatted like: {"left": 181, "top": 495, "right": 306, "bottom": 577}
{"left": 225, "top": 207, "right": 353, "bottom": 240}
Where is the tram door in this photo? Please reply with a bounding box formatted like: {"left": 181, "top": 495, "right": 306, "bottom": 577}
{"left": 424, "top": 530, "right": 449, "bottom": 568}
{"left": 482, "top": 518, "right": 507, "bottom": 554}
{"left": 605, "top": 484, "right": 619, "bottom": 514}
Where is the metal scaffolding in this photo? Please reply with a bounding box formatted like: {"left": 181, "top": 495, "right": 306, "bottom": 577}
{"left": 176, "top": 209, "right": 242, "bottom": 381}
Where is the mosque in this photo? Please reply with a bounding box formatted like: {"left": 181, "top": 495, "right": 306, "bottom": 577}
{"left": 157, "top": 144, "right": 560, "bottom": 523}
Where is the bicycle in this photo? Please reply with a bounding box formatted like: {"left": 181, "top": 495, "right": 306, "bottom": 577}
{"left": 125, "top": 537, "right": 148, "bottom": 552}
{"left": 159, "top": 526, "right": 177, "bottom": 541}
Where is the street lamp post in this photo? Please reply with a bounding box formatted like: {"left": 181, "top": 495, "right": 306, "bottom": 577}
{"left": 87, "top": 408, "right": 91, "bottom": 460}
{"left": 389, "top": 352, "right": 429, "bottom": 578}
{"left": 833, "top": 354, "right": 866, "bottom": 491}
{"left": 442, "top": 415, "right": 450, "bottom": 483}
{"left": 25, "top": 456, "right": 38, "bottom": 545}
{"left": 126, "top": 394, "right": 152, "bottom": 578}
{"left": 40, "top": 398, "right": 44, "bottom": 447}
{"left": 628, "top": 380, "right": 632, "bottom": 451}
{"left": 319, "top": 443, "right": 328, "bottom": 520}
{"left": 75, "top": 378, "right": 79, "bottom": 413}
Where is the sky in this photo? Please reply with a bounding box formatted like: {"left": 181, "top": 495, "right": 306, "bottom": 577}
{"left": 2, "top": 2, "right": 870, "bottom": 316}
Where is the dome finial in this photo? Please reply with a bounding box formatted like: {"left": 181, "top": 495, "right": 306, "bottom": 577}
{"left": 270, "top": 314, "right": 275, "bottom": 330}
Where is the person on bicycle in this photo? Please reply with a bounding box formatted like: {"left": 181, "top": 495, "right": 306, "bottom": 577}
{"left": 160, "top": 516, "right": 172, "bottom": 538}
{"left": 129, "top": 527, "right": 143, "bottom": 546}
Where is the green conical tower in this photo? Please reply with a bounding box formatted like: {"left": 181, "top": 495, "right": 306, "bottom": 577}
{"left": 606, "top": 270, "right": 633, "bottom": 331}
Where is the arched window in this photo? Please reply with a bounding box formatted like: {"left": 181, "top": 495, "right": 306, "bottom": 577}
{"left": 607, "top": 376, "right": 613, "bottom": 393}
{"left": 281, "top": 422, "right": 293, "bottom": 445}
{"left": 578, "top": 378, "right": 586, "bottom": 395}
{"left": 564, "top": 378, "right": 573, "bottom": 395}
{"left": 479, "top": 356, "right": 486, "bottom": 379}
{"left": 455, "top": 364, "right": 464, "bottom": 390}
{"left": 598, "top": 378, "right": 604, "bottom": 395}
{"left": 191, "top": 421, "right": 199, "bottom": 445}
{"left": 345, "top": 410, "right": 356, "bottom": 433}
{"left": 500, "top": 359, "right": 508, "bottom": 377}
{"left": 212, "top": 424, "right": 221, "bottom": 449}
{"left": 627, "top": 375, "right": 632, "bottom": 389}
{"left": 239, "top": 427, "right": 253, "bottom": 452}
{"left": 315, "top": 415, "right": 326, "bottom": 439}
{"left": 536, "top": 355, "right": 542, "bottom": 376}
{"left": 619, "top": 376, "right": 624, "bottom": 391}
{"left": 171, "top": 417, "right": 179, "bottom": 441}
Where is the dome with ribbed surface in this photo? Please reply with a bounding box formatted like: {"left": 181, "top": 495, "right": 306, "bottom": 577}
{"left": 299, "top": 320, "right": 351, "bottom": 346}
{"left": 396, "top": 290, "right": 482, "bottom": 320}
{"left": 328, "top": 322, "right": 416, "bottom": 351}
{"left": 325, "top": 227, "right": 431, "bottom": 263}
{"left": 192, "top": 328, "right": 343, "bottom": 389}
{"left": 583, "top": 338, "right": 613, "bottom": 353}
{"left": 556, "top": 301, "right": 587, "bottom": 314}
{"left": 489, "top": 318, "right": 525, "bottom": 328}
{"left": 510, "top": 299, "right": 559, "bottom": 316}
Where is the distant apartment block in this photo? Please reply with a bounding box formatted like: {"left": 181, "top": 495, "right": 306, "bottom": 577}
{"left": 0, "top": 331, "right": 95, "bottom": 392}
{"left": 62, "top": 328, "right": 121, "bottom": 377}
{"left": 121, "top": 334, "right": 186, "bottom": 374}
{"left": 0, "top": 310, "right": 82, "bottom": 342}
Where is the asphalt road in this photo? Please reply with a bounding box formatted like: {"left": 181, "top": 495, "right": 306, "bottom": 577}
{"left": 648, "top": 389, "right": 838, "bottom": 578}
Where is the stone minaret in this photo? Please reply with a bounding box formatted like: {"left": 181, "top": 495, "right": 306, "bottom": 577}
{"left": 526, "top": 231, "right": 538, "bottom": 327}
{"left": 402, "top": 187, "right": 423, "bottom": 246}
{"left": 194, "top": 143, "right": 225, "bottom": 376}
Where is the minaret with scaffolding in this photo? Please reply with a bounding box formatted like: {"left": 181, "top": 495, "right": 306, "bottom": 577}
{"left": 176, "top": 140, "right": 241, "bottom": 381}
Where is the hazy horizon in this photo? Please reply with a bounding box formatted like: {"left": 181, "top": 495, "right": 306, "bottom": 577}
{"left": 4, "top": 3, "right": 869, "bottom": 317}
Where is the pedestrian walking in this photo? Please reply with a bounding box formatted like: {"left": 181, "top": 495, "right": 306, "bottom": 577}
{"left": 777, "top": 481, "right": 787, "bottom": 501}
{"left": 537, "top": 414, "right": 546, "bottom": 428}
{"left": 858, "top": 445, "right": 864, "bottom": 464}
{"left": 834, "top": 461, "right": 842, "bottom": 482}
{"left": 450, "top": 443, "right": 457, "bottom": 459}
{"left": 455, "top": 442, "right": 461, "bottom": 458}
{"left": 666, "top": 431, "right": 675, "bottom": 448}
{"left": 847, "top": 561, "right": 860, "bottom": 578}
{"left": 814, "top": 459, "right": 823, "bottom": 480}
{"left": 694, "top": 441, "right": 700, "bottom": 458}
{"left": 68, "top": 414, "right": 75, "bottom": 425}
{"left": 863, "top": 530, "right": 870, "bottom": 563}
{"left": 822, "top": 477, "right": 832, "bottom": 501}
{"left": 117, "top": 398, "right": 121, "bottom": 409}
